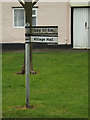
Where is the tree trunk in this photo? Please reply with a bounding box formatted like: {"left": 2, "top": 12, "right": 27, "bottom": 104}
{"left": 17, "top": 2, "right": 36, "bottom": 74}
{"left": 17, "top": 45, "right": 36, "bottom": 74}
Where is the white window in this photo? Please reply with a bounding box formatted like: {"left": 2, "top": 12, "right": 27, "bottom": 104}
{"left": 13, "top": 8, "right": 37, "bottom": 28}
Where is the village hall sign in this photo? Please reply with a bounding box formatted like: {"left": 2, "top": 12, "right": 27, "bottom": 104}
{"left": 25, "top": 26, "right": 58, "bottom": 43}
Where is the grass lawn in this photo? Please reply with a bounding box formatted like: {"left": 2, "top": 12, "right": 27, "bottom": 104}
{"left": 2, "top": 51, "right": 88, "bottom": 118}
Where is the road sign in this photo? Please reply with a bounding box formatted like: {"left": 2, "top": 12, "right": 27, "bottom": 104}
{"left": 31, "top": 26, "right": 58, "bottom": 34}
{"left": 31, "top": 36, "right": 58, "bottom": 43}
{"left": 25, "top": 26, "right": 58, "bottom": 43}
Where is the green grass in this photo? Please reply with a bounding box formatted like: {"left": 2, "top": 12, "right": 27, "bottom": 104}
{"left": 2, "top": 51, "right": 88, "bottom": 118}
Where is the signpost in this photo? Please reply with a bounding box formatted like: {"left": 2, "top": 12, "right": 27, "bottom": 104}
{"left": 25, "top": 26, "right": 58, "bottom": 107}
{"left": 26, "top": 26, "right": 58, "bottom": 43}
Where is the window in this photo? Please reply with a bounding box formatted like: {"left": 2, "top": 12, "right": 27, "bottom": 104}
{"left": 13, "top": 8, "right": 37, "bottom": 28}
{"left": 14, "top": 8, "right": 24, "bottom": 27}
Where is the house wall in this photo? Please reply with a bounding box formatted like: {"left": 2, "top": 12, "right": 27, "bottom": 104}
{"left": 0, "top": 2, "right": 2, "bottom": 44}
{"left": 2, "top": 2, "right": 71, "bottom": 44}
{"left": 2, "top": 2, "right": 25, "bottom": 43}
{"left": 37, "top": 2, "right": 71, "bottom": 44}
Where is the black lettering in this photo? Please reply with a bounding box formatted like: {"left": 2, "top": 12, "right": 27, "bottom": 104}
{"left": 34, "top": 38, "right": 45, "bottom": 42}
{"left": 42, "top": 29, "right": 47, "bottom": 32}
{"left": 34, "top": 29, "right": 41, "bottom": 33}
{"left": 47, "top": 38, "right": 53, "bottom": 41}
{"left": 48, "top": 29, "right": 54, "bottom": 33}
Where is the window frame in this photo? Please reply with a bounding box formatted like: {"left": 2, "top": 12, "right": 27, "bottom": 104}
{"left": 13, "top": 7, "right": 37, "bottom": 28}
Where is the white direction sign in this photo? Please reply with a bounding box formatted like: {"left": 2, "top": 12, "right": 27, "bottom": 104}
{"left": 31, "top": 26, "right": 58, "bottom": 34}
{"left": 31, "top": 36, "right": 58, "bottom": 43}
{"left": 25, "top": 26, "right": 58, "bottom": 43}
{"left": 31, "top": 26, "right": 58, "bottom": 43}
